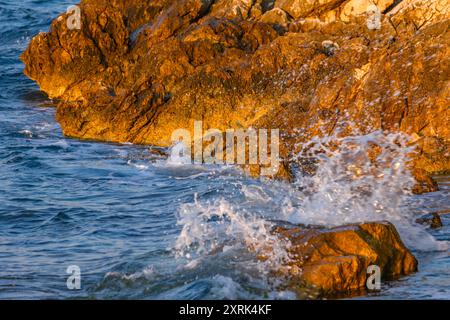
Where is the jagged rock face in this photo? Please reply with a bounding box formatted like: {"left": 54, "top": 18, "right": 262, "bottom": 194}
{"left": 21, "top": 0, "right": 450, "bottom": 178}
{"left": 275, "top": 0, "right": 394, "bottom": 22}
{"left": 275, "top": 222, "right": 418, "bottom": 298}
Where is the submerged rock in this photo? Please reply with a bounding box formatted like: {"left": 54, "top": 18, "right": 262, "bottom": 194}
{"left": 274, "top": 221, "right": 418, "bottom": 298}
{"left": 416, "top": 213, "right": 443, "bottom": 229}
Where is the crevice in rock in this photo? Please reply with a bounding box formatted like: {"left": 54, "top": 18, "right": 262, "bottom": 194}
{"left": 306, "top": 0, "right": 347, "bottom": 18}
{"left": 197, "top": 0, "right": 216, "bottom": 21}
{"left": 261, "top": 0, "right": 275, "bottom": 13}
{"left": 130, "top": 23, "right": 153, "bottom": 45}
{"left": 383, "top": 0, "right": 403, "bottom": 14}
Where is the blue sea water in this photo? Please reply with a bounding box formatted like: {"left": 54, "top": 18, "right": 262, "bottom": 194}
{"left": 0, "top": 0, "right": 448, "bottom": 300}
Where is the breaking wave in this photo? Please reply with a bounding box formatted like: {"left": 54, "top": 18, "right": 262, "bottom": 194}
{"left": 171, "top": 129, "right": 448, "bottom": 293}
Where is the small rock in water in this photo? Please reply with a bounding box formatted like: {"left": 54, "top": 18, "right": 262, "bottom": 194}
{"left": 274, "top": 221, "right": 418, "bottom": 298}
{"left": 148, "top": 147, "right": 169, "bottom": 158}
{"left": 416, "top": 213, "right": 443, "bottom": 229}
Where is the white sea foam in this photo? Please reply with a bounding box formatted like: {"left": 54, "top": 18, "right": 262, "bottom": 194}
{"left": 104, "top": 265, "right": 155, "bottom": 281}
{"left": 19, "top": 129, "right": 33, "bottom": 137}
{"left": 127, "top": 160, "right": 149, "bottom": 170}
{"left": 286, "top": 130, "right": 447, "bottom": 251}
{"left": 174, "top": 194, "right": 291, "bottom": 271}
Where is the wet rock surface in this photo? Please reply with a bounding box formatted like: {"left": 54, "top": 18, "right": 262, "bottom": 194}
{"left": 416, "top": 212, "right": 444, "bottom": 229}
{"left": 275, "top": 221, "right": 418, "bottom": 298}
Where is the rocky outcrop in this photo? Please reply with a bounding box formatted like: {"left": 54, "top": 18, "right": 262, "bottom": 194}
{"left": 21, "top": 0, "right": 449, "bottom": 183}
{"left": 275, "top": 221, "right": 418, "bottom": 298}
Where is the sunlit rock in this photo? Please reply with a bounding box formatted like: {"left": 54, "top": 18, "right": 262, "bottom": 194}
{"left": 20, "top": 0, "right": 450, "bottom": 182}
{"left": 274, "top": 221, "right": 418, "bottom": 298}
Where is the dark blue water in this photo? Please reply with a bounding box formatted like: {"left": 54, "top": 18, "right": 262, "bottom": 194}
{"left": 0, "top": 0, "right": 448, "bottom": 300}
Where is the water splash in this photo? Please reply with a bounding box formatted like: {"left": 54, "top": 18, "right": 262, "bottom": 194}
{"left": 286, "top": 129, "right": 447, "bottom": 251}
{"left": 290, "top": 130, "right": 416, "bottom": 225}
{"left": 174, "top": 194, "right": 291, "bottom": 273}
{"left": 172, "top": 129, "right": 447, "bottom": 286}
